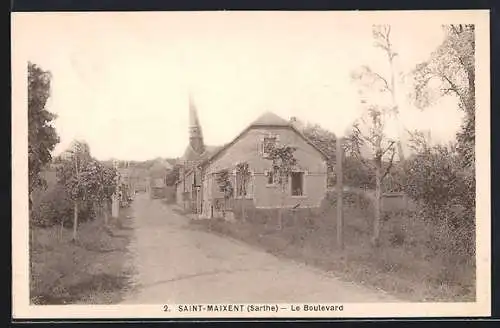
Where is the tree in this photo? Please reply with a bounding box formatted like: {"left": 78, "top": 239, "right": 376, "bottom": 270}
{"left": 350, "top": 25, "right": 403, "bottom": 246}
{"left": 299, "top": 119, "right": 374, "bottom": 189}
{"left": 411, "top": 24, "right": 475, "bottom": 169}
{"left": 28, "top": 62, "right": 60, "bottom": 207}
{"left": 83, "top": 160, "right": 117, "bottom": 227}
{"left": 215, "top": 169, "right": 233, "bottom": 218}
{"left": 349, "top": 107, "right": 397, "bottom": 246}
{"left": 268, "top": 144, "right": 298, "bottom": 230}
{"left": 235, "top": 162, "right": 251, "bottom": 221}
{"left": 56, "top": 140, "right": 92, "bottom": 241}
{"left": 351, "top": 25, "right": 406, "bottom": 164}
{"left": 302, "top": 123, "right": 337, "bottom": 187}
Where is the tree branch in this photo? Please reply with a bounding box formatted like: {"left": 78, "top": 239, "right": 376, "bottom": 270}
{"left": 352, "top": 149, "right": 376, "bottom": 170}
{"left": 372, "top": 71, "right": 391, "bottom": 92}
{"left": 381, "top": 141, "right": 396, "bottom": 157}
{"left": 441, "top": 74, "right": 468, "bottom": 110}
{"left": 382, "top": 148, "right": 396, "bottom": 180}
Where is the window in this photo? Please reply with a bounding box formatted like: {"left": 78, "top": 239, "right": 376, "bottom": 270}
{"left": 291, "top": 172, "right": 304, "bottom": 196}
{"left": 261, "top": 136, "right": 277, "bottom": 158}
{"left": 265, "top": 170, "right": 275, "bottom": 185}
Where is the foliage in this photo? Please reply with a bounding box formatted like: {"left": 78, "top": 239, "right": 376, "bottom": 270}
{"left": 300, "top": 120, "right": 377, "bottom": 189}
{"left": 350, "top": 24, "right": 403, "bottom": 245}
{"left": 57, "top": 142, "right": 92, "bottom": 202}
{"left": 235, "top": 162, "right": 251, "bottom": 197}
{"left": 403, "top": 144, "right": 474, "bottom": 224}
{"left": 411, "top": 24, "right": 475, "bottom": 168}
{"left": 349, "top": 25, "right": 400, "bottom": 176}
{"left": 83, "top": 160, "right": 118, "bottom": 205}
{"left": 31, "top": 184, "right": 73, "bottom": 227}
{"left": 399, "top": 142, "right": 475, "bottom": 259}
{"left": 28, "top": 62, "right": 60, "bottom": 195}
{"left": 268, "top": 144, "right": 298, "bottom": 191}
{"left": 302, "top": 124, "right": 337, "bottom": 162}
{"left": 215, "top": 169, "right": 233, "bottom": 200}
{"left": 56, "top": 140, "right": 118, "bottom": 223}
{"left": 165, "top": 165, "right": 181, "bottom": 186}
{"left": 342, "top": 156, "right": 376, "bottom": 189}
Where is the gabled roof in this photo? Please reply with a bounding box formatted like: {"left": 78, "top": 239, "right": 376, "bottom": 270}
{"left": 251, "top": 111, "right": 290, "bottom": 126}
{"left": 199, "top": 112, "right": 330, "bottom": 168}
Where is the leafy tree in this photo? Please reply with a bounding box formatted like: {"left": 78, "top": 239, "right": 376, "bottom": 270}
{"left": 56, "top": 140, "right": 92, "bottom": 241}
{"left": 235, "top": 162, "right": 251, "bottom": 221}
{"left": 215, "top": 169, "right": 233, "bottom": 217}
{"left": 302, "top": 124, "right": 337, "bottom": 161}
{"left": 302, "top": 123, "right": 336, "bottom": 187}
{"left": 28, "top": 62, "right": 60, "bottom": 206}
{"left": 268, "top": 144, "right": 298, "bottom": 230}
{"left": 411, "top": 24, "right": 475, "bottom": 169}
{"left": 409, "top": 25, "right": 476, "bottom": 254}
{"left": 83, "top": 160, "right": 118, "bottom": 226}
{"left": 57, "top": 142, "right": 119, "bottom": 239}
{"left": 299, "top": 119, "right": 374, "bottom": 189}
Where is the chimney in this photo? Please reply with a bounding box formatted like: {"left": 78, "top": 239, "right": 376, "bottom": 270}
{"left": 289, "top": 116, "right": 303, "bottom": 131}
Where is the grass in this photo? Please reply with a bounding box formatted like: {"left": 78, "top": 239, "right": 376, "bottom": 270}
{"left": 29, "top": 208, "right": 135, "bottom": 305}
{"left": 192, "top": 191, "right": 475, "bottom": 302}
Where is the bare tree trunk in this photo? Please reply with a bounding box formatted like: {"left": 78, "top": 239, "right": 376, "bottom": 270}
{"left": 241, "top": 199, "right": 246, "bottom": 222}
{"left": 396, "top": 141, "right": 405, "bottom": 163}
{"left": 104, "top": 200, "right": 109, "bottom": 226}
{"left": 72, "top": 201, "right": 78, "bottom": 241}
{"left": 386, "top": 30, "right": 405, "bottom": 165}
{"left": 372, "top": 163, "right": 382, "bottom": 247}
{"left": 278, "top": 191, "right": 285, "bottom": 230}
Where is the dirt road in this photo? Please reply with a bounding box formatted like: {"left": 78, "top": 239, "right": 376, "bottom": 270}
{"left": 121, "top": 193, "right": 398, "bottom": 304}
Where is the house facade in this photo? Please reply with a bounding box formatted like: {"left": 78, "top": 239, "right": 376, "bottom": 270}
{"left": 175, "top": 98, "right": 329, "bottom": 219}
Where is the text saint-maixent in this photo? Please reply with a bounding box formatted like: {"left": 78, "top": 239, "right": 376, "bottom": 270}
{"left": 206, "top": 304, "right": 245, "bottom": 312}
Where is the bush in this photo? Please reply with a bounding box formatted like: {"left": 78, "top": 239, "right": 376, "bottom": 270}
{"left": 31, "top": 184, "right": 73, "bottom": 227}
{"left": 342, "top": 156, "right": 375, "bottom": 189}
{"left": 31, "top": 183, "right": 97, "bottom": 228}
{"left": 401, "top": 145, "right": 475, "bottom": 258}
{"left": 403, "top": 145, "right": 475, "bottom": 226}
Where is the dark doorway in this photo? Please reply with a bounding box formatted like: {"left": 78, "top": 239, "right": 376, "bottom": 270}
{"left": 291, "top": 172, "right": 304, "bottom": 196}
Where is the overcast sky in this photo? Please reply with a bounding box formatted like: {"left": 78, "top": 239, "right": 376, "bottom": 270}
{"left": 18, "top": 11, "right": 464, "bottom": 161}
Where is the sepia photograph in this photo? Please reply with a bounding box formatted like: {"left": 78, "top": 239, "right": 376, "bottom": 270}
{"left": 12, "top": 10, "right": 490, "bottom": 319}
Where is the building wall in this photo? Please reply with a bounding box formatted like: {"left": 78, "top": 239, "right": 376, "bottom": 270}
{"left": 203, "top": 126, "right": 327, "bottom": 214}
{"left": 176, "top": 168, "right": 202, "bottom": 212}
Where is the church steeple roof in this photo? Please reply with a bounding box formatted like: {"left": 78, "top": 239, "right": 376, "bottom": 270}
{"left": 189, "top": 92, "right": 202, "bottom": 129}
{"left": 184, "top": 92, "right": 205, "bottom": 159}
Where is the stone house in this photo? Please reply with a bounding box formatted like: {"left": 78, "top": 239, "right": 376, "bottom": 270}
{"left": 175, "top": 97, "right": 329, "bottom": 219}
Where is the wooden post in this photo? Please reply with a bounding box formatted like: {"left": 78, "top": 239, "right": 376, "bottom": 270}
{"left": 336, "top": 137, "right": 344, "bottom": 250}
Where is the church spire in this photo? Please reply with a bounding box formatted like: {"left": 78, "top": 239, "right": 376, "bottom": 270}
{"left": 188, "top": 93, "right": 205, "bottom": 155}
